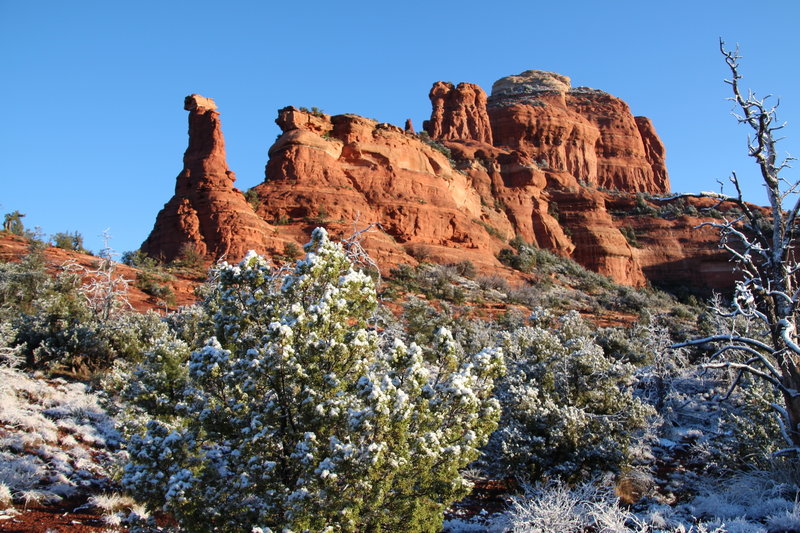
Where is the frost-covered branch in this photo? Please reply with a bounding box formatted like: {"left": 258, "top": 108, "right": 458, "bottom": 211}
{"left": 673, "top": 334, "right": 773, "bottom": 353}
{"left": 672, "top": 41, "right": 800, "bottom": 447}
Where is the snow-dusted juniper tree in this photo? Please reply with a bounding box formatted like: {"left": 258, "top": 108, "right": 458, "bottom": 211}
{"left": 123, "top": 228, "right": 504, "bottom": 532}
{"left": 673, "top": 42, "right": 800, "bottom": 451}
{"left": 488, "top": 311, "right": 652, "bottom": 482}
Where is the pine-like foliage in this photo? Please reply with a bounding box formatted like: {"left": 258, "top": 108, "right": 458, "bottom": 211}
{"left": 123, "top": 228, "right": 504, "bottom": 532}
{"left": 489, "top": 311, "right": 653, "bottom": 482}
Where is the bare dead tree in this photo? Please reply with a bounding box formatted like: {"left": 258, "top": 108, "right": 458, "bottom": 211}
{"left": 671, "top": 40, "right": 800, "bottom": 451}
{"left": 342, "top": 218, "right": 384, "bottom": 283}
{"left": 79, "top": 231, "right": 132, "bottom": 322}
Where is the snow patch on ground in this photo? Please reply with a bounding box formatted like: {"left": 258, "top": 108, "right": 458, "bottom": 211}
{"left": 0, "top": 365, "right": 125, "bottom": 508}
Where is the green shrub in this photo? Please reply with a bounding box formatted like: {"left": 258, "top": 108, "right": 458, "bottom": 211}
{"left": 720, "top": 377, "right": 784, "bottom": 467}
{"left": 123, "top": 229, "right": 504, "bottom": 532}
{"left": 299, "top": 106, "right": 326, "bottom": 117}
{"left": 244, "top": 188, "right": 262, "bottom": 211}
{"left": 125, "top": 250, "right": 175, "bottom": 304}
{"left": 14, "top": 293, "right": 169, "bottom": 375}
{"left": 619, "top": 225, "right": 640, "bottom": 248}
{"left": 0, "top": 248, "right": 52, "bottom": 317}
{"left": 170, "top": 243, "right": 205, "bottom": 271}
{"left": 282, "top": 241, "right": 301, "bottom": 260}
{"left": 51, "top": 231, "right": 88, "bottom": 253}
{"left": 0, "top": 247, "right": 168, "bottom": 374}
{"left": 498, "top": 237, "right": 561, "bottom": 275}
{"left": 475, "top": 220, "right": 506, "bottom": 240}
{"left": 2, "top": 211, "right": 26, "bottom": 236}
{"left": 121, "top": 250, "right": 160, "bottom": 269}
{"left": 122, "top": 335, "right": 192, "bottom": 424}
{"left": 417, "top": 131, "right": 452, "bottom": 159}
{"left": 404, "top": 243, "right": 432, "bottom": 261}
{"left": 633, "top": 193, "right": 658, "bottom": 216}
{"left": 451, "top": 260, "right": 477, "bottom": 279}
{"left": 305, "top": 208, "right": 330, "bottom": 225}
{"left": 548, "top": 202, "right": 560, "bottom": 221}
{"left": 488, "top": 311, "right": 653, "bottom": 482}
{"left": 135, "top": 269, "right": 176, "bottom": 306}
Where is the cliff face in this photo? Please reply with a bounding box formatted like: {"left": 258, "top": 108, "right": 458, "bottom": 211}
{"left": 487, "top": 70, "right": 669, "bottom": 194}
{"left": 253, "top": 107, "right": 506, "bottom": 270}
{"left": 142, "top": 75, "right": 733, "bottom": 291}
{"left": 141, "top": 95, "right": 281, "bottom": 263}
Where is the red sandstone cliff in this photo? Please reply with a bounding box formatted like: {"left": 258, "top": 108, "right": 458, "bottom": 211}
{"left": 252, "top": 107, "right": 506, "bottom": 270}
{"left": 487, "top": 70, "right": 669, "bottom": 195}
{"left": 141, "top": 74, "right": 733, "bottom": 291}
{"left": 141, "top": 95, "right": 281, "bottom": 263}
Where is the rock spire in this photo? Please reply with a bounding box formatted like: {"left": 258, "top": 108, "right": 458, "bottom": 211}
{"left": 141, "top": 94, "right": 278, "bottom": 263}
{"left": 424, "top": 82, "right": 493, "bottom": 144}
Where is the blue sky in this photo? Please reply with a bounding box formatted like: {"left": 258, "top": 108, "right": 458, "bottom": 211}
{"left": 2, "top": 0, "right": 799, "bottom": 255}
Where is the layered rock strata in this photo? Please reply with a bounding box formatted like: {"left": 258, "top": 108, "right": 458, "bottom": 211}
{"left": 143, "top": 73, "right": 733, "bottom": 291}
{"left": 252, "top": 107, "right": 506, "bottom": 270}
{"left": 487, "top": 70, "right": 669, "bottom": 194}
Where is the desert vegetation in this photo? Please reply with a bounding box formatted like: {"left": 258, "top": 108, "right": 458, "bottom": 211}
{"left": 0, "top": 223, "right": 796, "bottom": 532}
{"left": 1, "top": 222, "right": 796, "bottom": 532}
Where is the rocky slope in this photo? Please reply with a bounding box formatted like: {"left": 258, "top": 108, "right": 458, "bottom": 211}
{"left": 141, "top": 73, "right": 736, "bottom": 291}
{"left": 0, "top": 234, "right": 198, "bottom": 312}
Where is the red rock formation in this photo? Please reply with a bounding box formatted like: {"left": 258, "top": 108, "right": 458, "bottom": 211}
{"left": 424, "top": 82, "right": 493, "bottom": 144}
{"left": 549, "top": 185, "right": 646, "bottom": 285}
{"left": 144, "top": 73, "right": 734, "bottom": 291}
{"left": 566, "top": 88, "right": 669, "bottom": 194}
{"left": 141, "top": 95, "right": 280, "bottom": 263}
{"left": 605, "top": 195, "right": 737, "bottom": 292}
{"left": 252, "top": 103, "right": 653, "bottom": 286}
{"left": 444, "top": 140, "right": 648, "bottom": 286}
{"left": 252, "top": 107, "right": 506, "bottom": 271}
{"left": 634, "top": 116, "right": 669, "bottom": 194}
{"left": 487, "top": 70, "right": 670, "bottom": 194}
{"left": 247, "top": 66, "right": 682, "bottom": 288}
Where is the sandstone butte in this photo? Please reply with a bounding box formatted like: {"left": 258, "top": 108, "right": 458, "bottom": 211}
{"left": 141, "top": 72, "right": 739, "bottom": 291}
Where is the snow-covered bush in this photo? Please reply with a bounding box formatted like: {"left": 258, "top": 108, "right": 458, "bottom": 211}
{"left": 506, "top": 481, "right": 648, "bottom": 533}
{"left": 1, "top": 245, "right": 170, "bottom": 374}
{"left": 14, "top": 304, "right": 169, "bottom": 374}
{"left": 121, "top": 336, "right": 191, "bottom": 424}
{"left": 0, "top": 246, "right": 52, "bottom": 319}
{"left": 718, "top": 377, "right": 784, "bottom": 466}
{"left": 504, "top": 479, "right": 788, "bottom": 533}
{"left": 123, "top": 228, "right": 504, "bottom": 532}
{"left": 488, "top": 311, "right": 653, "bottom": 482}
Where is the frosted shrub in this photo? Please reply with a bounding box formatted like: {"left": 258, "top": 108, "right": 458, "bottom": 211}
{"left": 489, "top": 311, "right": 653, "bottom": 482}
{"left": 719, "top": 377, "right": 784, "bottom": 466}
{"left": 121, "top": 336, "right": 191, "bottom": 425}
{"left": 0, "top": 365, "right": 124, "bottom": 507}
{"left": 507, "top": 481, "right": 649, "bottom": 533}
{"left": 123, "top": 229, "right": 504, "bottom": 532}
{"left": 0, "top": 483, "right": 11, "bottom": 509}
{"left": 1, "top": 248, "right": 169, "bottom": 373}
{"left": 0, "top": 321, "right": 23, "bottom": 367}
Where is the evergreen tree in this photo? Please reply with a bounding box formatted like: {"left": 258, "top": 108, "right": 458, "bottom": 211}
{"left": 123, "top": 228, "right": 503, "bottom": 532}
